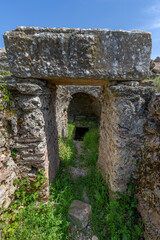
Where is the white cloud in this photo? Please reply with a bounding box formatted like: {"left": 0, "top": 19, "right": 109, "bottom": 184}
{"left": 141, "top": 1, "right": 160, "bottom": 30}
{"left": 146, "top": 18, "right": 160, "bottom": 30}
{"left": 144, "top": 1, "right": 160, "bottom": 15}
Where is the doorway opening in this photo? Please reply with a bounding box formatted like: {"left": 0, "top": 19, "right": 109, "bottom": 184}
{"left": 74, "top": 127, "right": 89, "bottom": 140}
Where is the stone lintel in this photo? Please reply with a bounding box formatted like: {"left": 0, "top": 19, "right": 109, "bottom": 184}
{"left": 47, "top": 78, "right": 109, "bottom": 86}
{"left": 4, "top": 27, "right": 152, "bottom": 83}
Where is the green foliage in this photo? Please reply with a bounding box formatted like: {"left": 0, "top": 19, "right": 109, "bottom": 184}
{"left": 80, "top": 128, "right": 143, "bottom": 239}
{"left": 0, "top": 170, "right": 70, "bottom": 240}
{"left": 152, "top": 76, "right": 160, "bottom": 90}
{"left": 105, "top": 180, "right": 143, "bottom": 240}
{"left": 10, "top": 149, "right": 18, "bottom": 159}
{"left": 58, "top": 123, "right": 77, "bottom": 167}
{"left": 0, "top": 67, "right": 11, "bottom": 79}
{"left": 82, "top": 127, "right": 99, "bottom": 166}
{"left": 68, "top": 122, "right": 76, "bottom": 138}
{"left": 69, "top": 118, "right": 99, "bottom": 128}
{"left": 10, "top": 203, "right": 65, "bottom": 240}
{"left": 84, "top": 167, "right": 109, "bottom": 237}
{"left": 0, "top": 170, "right": 53, "bottom": 239}
{"left": 0, "top": 80, "right": 12, "bottom": 111}
{"left": 0, "top": 103, "right": 4, "bottom": 110}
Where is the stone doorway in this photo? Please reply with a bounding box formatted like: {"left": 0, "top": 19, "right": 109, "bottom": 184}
{"left": 2, "top": 27, "right": 151, "bottom": 195}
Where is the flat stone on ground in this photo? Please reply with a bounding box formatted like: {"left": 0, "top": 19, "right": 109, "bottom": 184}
{"left": 68, "top": 200, "right": 91, "bottom": 228}
{"left": 69, "top": 167, "right": 88, "bottom": 179}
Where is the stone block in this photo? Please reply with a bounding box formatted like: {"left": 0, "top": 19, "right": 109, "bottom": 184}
{"left": 68, "top": 200, "right": 91, "bottom": 228}
{"left": 4, "top": 27, "right": 151, "bottom": 83}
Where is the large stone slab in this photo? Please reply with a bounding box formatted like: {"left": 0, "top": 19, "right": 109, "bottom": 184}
{"left": 3, "top": 27, "right": 151, "bottom": 84}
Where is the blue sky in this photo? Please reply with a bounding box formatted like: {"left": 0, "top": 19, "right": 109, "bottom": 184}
{"left": 0, "top": 0, "right": 160, "bottom": 59}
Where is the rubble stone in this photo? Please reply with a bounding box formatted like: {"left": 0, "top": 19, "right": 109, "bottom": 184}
{"left": 69, "top": 167, "right": 88, "bottom": 179}
{"left": 68, "top": 200, "right": 91, "bottom": 228}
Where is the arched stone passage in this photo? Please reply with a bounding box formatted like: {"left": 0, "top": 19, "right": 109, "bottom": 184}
{"left": 68, "top": 92, "right": 101, "bottom": 122}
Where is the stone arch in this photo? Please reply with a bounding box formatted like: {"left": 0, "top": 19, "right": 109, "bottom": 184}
{"left": 68, "top": 91, "right": 101, "bottom": 122}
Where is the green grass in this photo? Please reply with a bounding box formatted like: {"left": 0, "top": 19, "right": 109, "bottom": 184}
{"left": 0, "top": 171, "right": 69, "bottom": 240}
{"left": 58, "top": 123, "right": 77, "bottom": 167}
{"left": 0, "top": 124, "right": 144, "bottom": 240}
{"left": 0, "top": 79, "right": 13, "bottom": 111}
{"left": 69, "top": 118, "right": 99, "bottom": 128}
{"left": 152, "top": 76, "right": 160, "bottom": 90}
{"left": 82, "top": 127, "right": 99, "bottom": 166}
{"left": 0, "top": 67, "right": 11, "bottom": 79}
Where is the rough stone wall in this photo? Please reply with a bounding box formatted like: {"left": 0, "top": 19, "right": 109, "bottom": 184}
{"left": 151, "top": 57, "right": 160, "bottom": 77}
{"left": 0, "top": 48, "right": 10, "bottom": 77}
{"left": 3, "top": 77, "right": 59, "bottom": 199}
{"left": 67, "top": 86, "right": 102, "bottom": 99}
{"left": 98, "top": 81, "right": 152, "bottom": 193}
{"left": 68, "top": 86, "right": 102, "bottom": 120}
{"left": 136, "top": 92, "right": 160, "bottom": 239}
{"left": 68, "top": 92, "right": 101, "bottom": 122}
{"left": 56, "top": 86, "right": 101, "bottom": 137}
{"left": 56, "top": 86, "right": 71, "bottom": 137}
{"left": 0, "top": 90, "right": 18, "bottom": 208}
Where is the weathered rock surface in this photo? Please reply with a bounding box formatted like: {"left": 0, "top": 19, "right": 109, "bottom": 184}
{"left": 0, "top": 48, "right": 10, "bottom": 76}
{"left": 136, "top": 92, "right": 160, "bottom": 239}
{"left": 155, "top": 57, "right": 160, "bottom": 62}
{"left": 83, "top": 187, "right": 90, "bottom": 204}
{"left": 152, "top": 60, "right": 160, "bottom": 74}
{"left": 150, "top": 57, "right": 160, "bottom": 78}
{"left": 92, "top": 236, "right": 98, "bottom": 240}
{"left": 68, "top": 91, "right": 101, "bottom": 122}
{"left": 69, "top": 224, "right": 93, "bottom": 240}
{"left": 56, "top": 86, "right": 71, "bottom": 137}
{"left": 4, "top": 27, "right": 151, "bottom": 83}
{"left": 67, "top": 86, "right": 102, "bottom": 99}
{"left": 0, "top": 76, "right": 60, "bottom": 200}
{"left": 68, "top": 200, "right": 91, "bottom": 228}
{"left": 98, "top": 81, "right": 153, "bottom": 193}
{"left": 0, "top": 90, "right": 18, "bottom": 208}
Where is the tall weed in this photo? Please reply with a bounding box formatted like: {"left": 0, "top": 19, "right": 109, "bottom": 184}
{"left": 58, "top": 123, "right": 77, "bottom": 167}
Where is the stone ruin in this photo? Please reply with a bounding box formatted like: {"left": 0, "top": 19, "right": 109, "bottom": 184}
{"left": 0, "top": 26, "right": 160, "bottom": 239}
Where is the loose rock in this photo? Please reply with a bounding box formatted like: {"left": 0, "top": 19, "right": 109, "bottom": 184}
{"left": 68, "top": 200, "right": 91, "bottom": 228}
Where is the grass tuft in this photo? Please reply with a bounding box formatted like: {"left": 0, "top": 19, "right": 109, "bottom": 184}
{"left": 58, "top": 123, "right": 77, "bottom": 168}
